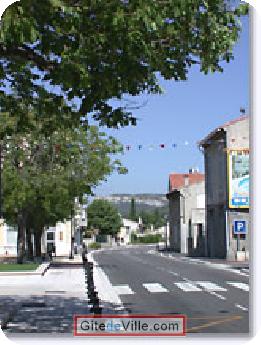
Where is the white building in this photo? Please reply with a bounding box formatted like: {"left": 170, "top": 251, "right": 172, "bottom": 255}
{"left": 0, "top": 221, "right": 17, "bottom": 257}
{"left": 45, "top": 220, "right": 72, "bottom": 256}
{"left": 117, "top": 218, "right": 139, "bottom": 245}
{"left": 1, "top": 211, "right": 86, "bottom": 259}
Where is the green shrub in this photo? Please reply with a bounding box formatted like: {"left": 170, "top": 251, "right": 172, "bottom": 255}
{"left": 88, "top": 242, "right": 101, "bottom": 250}
{"left": 131, "top": 234, "right": 162, "bottom": 244}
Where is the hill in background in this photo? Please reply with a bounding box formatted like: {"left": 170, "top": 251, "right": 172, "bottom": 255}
{"left": 96, "top": 194, "right": 168, "bottom": 219}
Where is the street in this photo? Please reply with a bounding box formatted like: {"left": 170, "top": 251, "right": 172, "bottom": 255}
{"left": 92, "top": 245, "right": 249, "bottom": 334}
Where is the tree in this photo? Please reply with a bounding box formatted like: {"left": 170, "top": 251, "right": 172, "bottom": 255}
{"left": 138, "top": 208, "right": 166, "bottom": 230}
{"left": 87, "top": 199, "right": 122, "bottom": 236}
{"left": 0, "top": 0, "right": 248, "bottom": 133}
{"left": 2, "top": 125, "right": 126, "bottom": 262}
{"left": 129, "top": 197, "right": 137, "bottom": 221}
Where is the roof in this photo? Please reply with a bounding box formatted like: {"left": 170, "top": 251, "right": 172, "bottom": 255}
{"left": 198, "top": 115, "right": 249, "bottom": 147}
{"left": 169, "top": 172, "right": 204, "bottom": 192}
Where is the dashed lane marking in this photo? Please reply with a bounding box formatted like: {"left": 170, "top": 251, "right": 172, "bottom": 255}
{"left": 208, "top": 291, "right": 226, "bottom": 300}
{"left": 235, "top": 304, "right": 248, "bottom": 312}
{"left": 226, "top": 282, "right": 249, "bottom": 291}
{"left": 143, "top": 283, "right": 168, "bottom": 293}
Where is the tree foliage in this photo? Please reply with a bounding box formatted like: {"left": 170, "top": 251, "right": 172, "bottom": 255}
{"left": 138, "top": 209, "right": 166, "bottom": 229}
{"left": 128, "top": 197, "right": 137, "bottom": 221}
{"left": 0, "top": 0, "right": 248, "bottom": 132}
{"left": 1, "top": 124, "right": 126, "bottom": 260}
{"left": 87, "top": 199, "right": 122, "bottom": 236}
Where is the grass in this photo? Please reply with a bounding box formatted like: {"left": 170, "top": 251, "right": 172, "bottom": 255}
{"left": 88, "top": 242, "right": 101, "bottom": 250}
{"left": 0, "top": 263, "right": 39, "bottom": 272}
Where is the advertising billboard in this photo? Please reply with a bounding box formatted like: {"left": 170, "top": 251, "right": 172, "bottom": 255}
{"left": 228, "top": 150, "right": 249, "bottom": 208}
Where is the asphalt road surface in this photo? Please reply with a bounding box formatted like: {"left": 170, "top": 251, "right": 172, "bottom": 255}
{"left": 93, "top": 245, "right": 250, "bottom": 335}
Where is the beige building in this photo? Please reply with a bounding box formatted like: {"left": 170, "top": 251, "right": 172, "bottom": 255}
{"left": 199, "top": 115, "right": 249, "bottom": 260}
{"left": 166, "top": 170, "right": 205, "bottom": 255}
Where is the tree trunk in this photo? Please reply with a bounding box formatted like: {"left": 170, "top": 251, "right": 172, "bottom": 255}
{"left": 17, "top": 213, "right": 26, "bottom": 264}
{"left": 34, "top": 229, "right": 42, "bottom": 258}
{"left": 26, "top": 227, "right": 34, "bottom": 261}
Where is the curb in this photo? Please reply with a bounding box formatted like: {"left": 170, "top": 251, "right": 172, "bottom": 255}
{"left": 0, "top": 262, "right": 50, "bottom": 277}
{"left": 148, "top": 250, "right": 249, "bottom": 277}
{"left": 87, "top": 252, "right": 127, "bottom": 314}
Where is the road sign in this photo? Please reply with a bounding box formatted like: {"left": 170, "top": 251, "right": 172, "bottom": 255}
{"left": 233, "top": 220, "right": 248, "bottom": 235}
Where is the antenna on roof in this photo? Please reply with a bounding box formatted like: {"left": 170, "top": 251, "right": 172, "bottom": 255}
{"left": 240, "top": 107, "right": 246, "bottom": 115}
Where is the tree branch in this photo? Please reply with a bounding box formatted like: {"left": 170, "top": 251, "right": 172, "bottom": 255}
{"left": 0, "top": 43, "right": 57, "bottom": 72}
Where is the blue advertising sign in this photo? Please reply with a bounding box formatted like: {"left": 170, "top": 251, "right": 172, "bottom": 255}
{"left": 228, "top": 151, "right": 249, "bottom": 209}
{"left": 233, "top": 220, "right": 248, "bottom": 235}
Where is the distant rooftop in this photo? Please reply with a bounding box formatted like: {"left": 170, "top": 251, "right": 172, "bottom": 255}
{"left": 169, "top": 170, "right": 204, "bottom": 192}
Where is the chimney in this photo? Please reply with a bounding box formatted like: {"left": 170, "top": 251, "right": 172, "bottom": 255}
{"left": 189, "top": 167, "right": 199, "bottom": 174}
{"left": 184, "top": 174, "right": 189, "bottom": 187}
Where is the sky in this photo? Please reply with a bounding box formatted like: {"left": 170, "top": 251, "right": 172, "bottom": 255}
{"left": 95, "top": 15, "right": 250, "bottom": 197}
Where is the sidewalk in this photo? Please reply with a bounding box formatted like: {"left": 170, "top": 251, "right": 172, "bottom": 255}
{"left": 151, "top": 248, "right": 249, "bottom": 274}
{"left": 0, "top": 255, "right": 119, "bottom": 334}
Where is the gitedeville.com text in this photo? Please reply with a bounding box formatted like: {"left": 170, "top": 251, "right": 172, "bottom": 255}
{"left": 74, "top": 315, "right": 186, "bottom": 336}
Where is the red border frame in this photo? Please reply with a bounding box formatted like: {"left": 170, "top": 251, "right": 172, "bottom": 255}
{"left": 74, "top": 314, "right": 187, "bottom": 336}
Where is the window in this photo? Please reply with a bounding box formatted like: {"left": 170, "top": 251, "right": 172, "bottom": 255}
{"left": 198, "top": 224, "right": 203, "bottom": 237}
{"left": 47, "top": 232, "right": 54, "bottom": 241}
{"left": 59, "top": 231, "right": 63, "bottom": 241}
{"left": 188, "top": 219, "right": 192, "bottom": 238}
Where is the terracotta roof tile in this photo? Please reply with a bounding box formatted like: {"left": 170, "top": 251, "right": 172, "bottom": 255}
{"left": 169, "top": 172, "right": 204, "bottom": 191}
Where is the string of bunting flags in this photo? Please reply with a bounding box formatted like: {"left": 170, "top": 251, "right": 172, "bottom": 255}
{"left": 123, "top": 141, "right": 190, "bottom": 151}
{"left": 0, "top": 141, "right": 192, "bottom": 154}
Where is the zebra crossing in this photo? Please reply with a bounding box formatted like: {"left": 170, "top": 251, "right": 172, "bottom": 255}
{"left": 113, "top": 281, "right": 249, "bottom": 295}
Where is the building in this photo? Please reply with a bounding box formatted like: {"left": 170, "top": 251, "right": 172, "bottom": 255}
{"left": 199, "top": 115, "right": 249, "bottom": 260}
{"left": 166, "top": 170, "right": 205, "bottom": 255}
{"left": 45, "top": 220, "right": 72, "bottom": 256}
{"left": 0, "top": 202, "right": 87, "bottom": 259}
{"left": 0, "top": 221, "right": 17, "bottom": 258}
{"left": 45, "top": 202, "right": 87, "bottom": 256}
{"left": 117, "top": 218, "right": 139, "bottom": 245}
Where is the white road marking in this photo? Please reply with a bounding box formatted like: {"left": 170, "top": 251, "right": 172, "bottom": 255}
{"left": 113, "top": 285, "right": 135, "bottom": 295}
{"left": 226, "top": 282, "right": 249, "bottom": 291}
{"left": 196, "top": 281, "right": 227, "bottom": 292}
{"left": 189, "top": 259, "right": 206, "bottom": 264}
{"left": 235, "top": 304, "right": 248, "bottom": 312}
{"left": 175, "top": 282, "right": 202, "bottom": 292}
{"left": 87, "top": 252, "right": 124, "bottom": 307}
{"left": 208, "top": 291, "right": 226, "bottom": 300}
{"left": 143, "top": 283, "right": 168, "bottom": 293}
